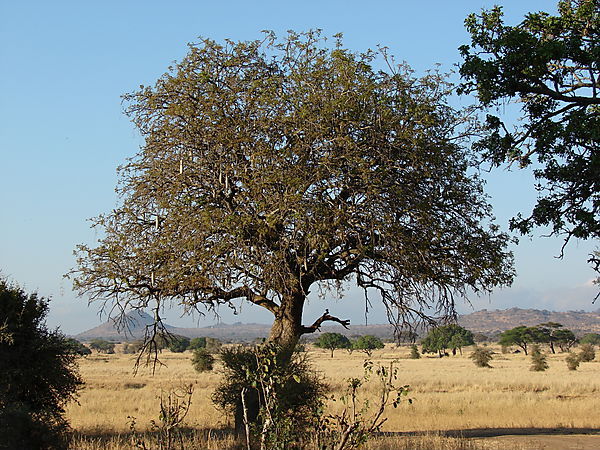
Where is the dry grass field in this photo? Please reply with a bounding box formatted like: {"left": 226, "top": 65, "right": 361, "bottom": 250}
{"left": 67, "top": 344, "right": 600, "bottom": 449}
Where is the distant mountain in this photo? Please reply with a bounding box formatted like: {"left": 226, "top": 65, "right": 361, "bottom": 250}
{"left": 75, "top": 307, "right": 600, "bottom": 342}
{"left": 75, "top": 310, "right": 176, "bottom": 340}
{"left": 457, "top": 307, "right": 600, "bottom": 335}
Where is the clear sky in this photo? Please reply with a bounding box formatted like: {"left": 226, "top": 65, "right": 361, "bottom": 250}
{"left": 1, "top": 1, "right": 597, "bottom": 335}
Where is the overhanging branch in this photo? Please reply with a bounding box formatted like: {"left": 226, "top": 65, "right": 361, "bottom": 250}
{"left": 300, "top": 309, "right": 350, "bottom": 334}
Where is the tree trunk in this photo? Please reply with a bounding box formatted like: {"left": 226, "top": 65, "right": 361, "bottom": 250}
{"left": 233, "top": 293, "right": 306, "bottom": 434}
{"left": 266, "top": 294, "right": 305, "bottom": 358}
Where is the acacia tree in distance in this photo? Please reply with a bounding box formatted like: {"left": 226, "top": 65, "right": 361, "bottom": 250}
{"left": 459, "top": 1, "right": 600, "bottom": 290}
{"left": 352, "top": 335, "right": 385, "bottom": 356}
{"left": 314, "top": 332, "right": 351, "bottom": 358}
{"left": 498, "top": 326, "right": 542, "bottom": 355}
{"left": 71, "top": 31, "right": 513, "bottom": 358}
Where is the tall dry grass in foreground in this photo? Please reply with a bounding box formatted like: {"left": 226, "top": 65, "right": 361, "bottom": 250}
{"left": 66, "top": 344, "right": 599, "bottom": 448}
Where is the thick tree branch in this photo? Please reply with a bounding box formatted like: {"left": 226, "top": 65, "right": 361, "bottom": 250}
{"left": 300, "top": 309, "right": 350, "bottom": 334}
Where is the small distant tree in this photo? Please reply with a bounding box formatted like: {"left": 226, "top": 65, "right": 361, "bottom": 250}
{"left": 314, "top": 332, "right": 351, "bottom": 358}
{"left": 470, "top": 346, "right": 493, "bottom": 368}
{"left": 421, "top": 324, "right": 474, "bottom": 357}
{"left": 530, "top": 344, "right": 549, "bottom": 372}
{"left": 64, "top": 338, "right": 91, "bottom": 356}
{"left": 123, "top": 339, "right": 144, "bottom": 354}
{"left": 554, "top": 328, "right": 578, "bottom": 352}
{"left": 498, "top": 326, "right": 540, "bottom": 355}
{"left": 579, "top": 343, "right": 596, "bottom": 362}
{"left": 189, "top": 337, "right": 207, "bottom": 350}
{"left": 352, "top": 335, "right": 385, "bottom": 357}
{"left": 191, "top": 348, "right": 215, "bottom": 372}
{"left": 565, "top": 352, "right": 580, "bottom": 371}
{"left": 89, "top": 339, "right": 115, "bottom": 354}
{"left": 410, "top": 344, "right": 421, "bottom": 359}
{"left": 168, "top": 335, "right": 190, "bottom": 353}
{"left": 0, "top": 279, "right": 82, "bottom": 450}
{"left": 537, "top": 322, "right": 564, "bottom": 354}
{"left": 580, "top": 333, "right": 600, "bottom": 346}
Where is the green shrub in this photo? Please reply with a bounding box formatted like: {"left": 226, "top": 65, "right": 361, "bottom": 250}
{"left": 530, "top": 344, "right": 549, "bottom": 371}
{"left": 189, "top": 337, "right": 207, "bottom": 350}
{"left": 469, "top": 346, "right": 493, "bottom": 368}
{"left": 168, "top": 335, "right": 190, "bottom": 353}
{"left": 565, "top": 352, "right": 580, "bottom": 371}
{"left": 409, "top": 344, "right": 421, "bottom": 359}
{"left": 0, "top": 279, "right": 82, "bottom": 450}
{"left": 212, "top": 344, "right": 327, "bottom": 438}
{"left": 191, "top": 348, "right": 215, "bottom": 372}
{"left": 579, "top": 343, "right": 596, "bottom": 362}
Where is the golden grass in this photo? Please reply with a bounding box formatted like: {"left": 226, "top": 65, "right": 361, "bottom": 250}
{"left": 66, "top": 344, "right": 599, "bottom": 448}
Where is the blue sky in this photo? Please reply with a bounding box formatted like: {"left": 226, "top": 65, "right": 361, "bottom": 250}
{"left": 1, "top": 1, "right": 597, "bottom": 335}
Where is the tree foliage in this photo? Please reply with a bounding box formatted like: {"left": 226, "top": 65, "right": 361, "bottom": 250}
{"left": 498, "top": 325, "right": 543, "bottom": 355}
{"left": 580, "top": 332, "right": 600, "bottom": 345}
{"left": 0, "top": 279, "right": 82, "bottom": 450}
{"left": 351, "top": 335, "right": 385, "bottom": 356}
{"left": 459, "top": 1, "right": 600, "bottom": 287}
{"left": 168, "top": 335, "right": 190, "bottom": 353}
{"left": 421, "top": 324, "right": 474, "bottom": 356}
{"left": 64, "top": 338, "right": 92, "bottom": 356}
{"left": 313, "top": 332, "right": 351, "bottom": 357}
{"left": 71, "top": 30, "right": 513, "bottom": 354}
{"left": 189, "top": 337, "right": 207, "bottom": 350}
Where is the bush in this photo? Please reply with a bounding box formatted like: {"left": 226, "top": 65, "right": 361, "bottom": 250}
{"left": 565, "top": 352, "right": 580, "bottom": 371}
{"left": 469, "top": 346, "right": 493, "bottom": 368}
{"left": 579, "top": 343, "right": 596, "bottom": 362}
{"left": 409, "top": 344, "right": 421, "bottom": 359}
{"left": 122, "top": 340, "right": 144, "bottom": 354}
{"left": 191, "top": 348, "right": 215, "bottom": 372}
{"left": 212, "top": 344, "right": 327, "bottom": 438}
{"left": 530, "top": 344, "right": 549, "bottom": 371}
{"left": 0, "top": 279, "right": 82, "bottom": 450}
{"left": 189, "top": 337, "right": 207, "bottom": 350}
{"left": 168, "top": 335, "right": 190, "bottom": 353}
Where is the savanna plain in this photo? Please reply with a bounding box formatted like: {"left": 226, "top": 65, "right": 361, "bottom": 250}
{"left": 68, "top": 344, "right": 600, "bottom": 450}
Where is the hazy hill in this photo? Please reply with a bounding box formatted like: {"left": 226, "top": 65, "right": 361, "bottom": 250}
{"left": 75, "top": 307, "right": 600, "bottom": 342}
{"left": 75, "top": 310, "right": 176, "bottom": 340}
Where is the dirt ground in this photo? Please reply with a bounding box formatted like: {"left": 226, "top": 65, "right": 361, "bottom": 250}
{"left": 476, "top": 434, "right": 600, "bottom": 450}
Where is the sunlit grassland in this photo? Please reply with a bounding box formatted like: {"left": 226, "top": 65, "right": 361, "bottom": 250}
{"left": 66, "top": 344, "right": 599, "bottom": 448}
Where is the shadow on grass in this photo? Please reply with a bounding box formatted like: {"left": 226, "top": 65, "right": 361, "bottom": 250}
{"left": 383, "top": 427, "right": 600, "bottom": 438}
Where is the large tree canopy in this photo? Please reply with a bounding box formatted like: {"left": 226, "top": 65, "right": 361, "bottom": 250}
{"left": 72, "top": 31, "right": 513, "bottom": 352}
{"left": 458, "top": 0, "right": 599, "bottom": 283}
